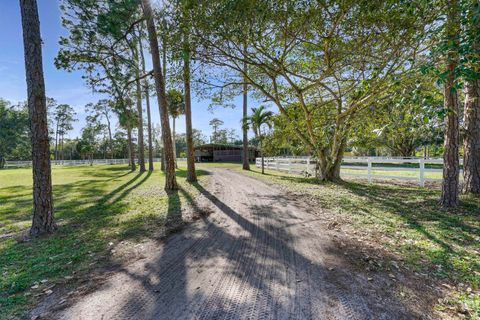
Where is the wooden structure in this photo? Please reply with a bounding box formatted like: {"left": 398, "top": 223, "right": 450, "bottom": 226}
{"left": 194, "top": 144, "right": 258, "bottom": 162}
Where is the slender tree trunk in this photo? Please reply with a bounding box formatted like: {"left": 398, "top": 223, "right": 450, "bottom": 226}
{"left": 172, "top": 117, "right": 177, "bottom": 169}
{"left": 20, "top": 0, "right": 55, "bottom": 235}
{"left": 142, "top": 0, "right": 177, "bottom": 190}
{"left": 259, "top": 138, "right": 265, "bottom": 174}
{"left": 127, "top": 125, "right": 136, "bottom": 171}
{"left": 139, "top": 35, "right": 154, "bottom": 171}
{"left": 103, "top": 107, "right": 113, "bottom": 160}
{"left": 463, "top": 79, "right": 480, "bottom": 195}
{"left": 260, "top": 147, "right": 265, "bottom": 174}
{"left": 133, "top": 45, "right": 146, "bottom": 172}
{"left": 54, "top": 121, "right": 59, "bottom": 161}
{"left": 441, "top": 0, "right": 460, "bottom": 207}
{"left": 106, "top": 116, "right": 113, "bottom": 160}
{"left": 183, "top": 41, "right": 197, "bottom": 182}
{"left": 61, "top": 134, "right": 64, "bottom": 161}
{"left": 145, "top": 88, "right": 154, "bottom": 171}
{"left": 242, "top": 58, "right": 250, "bottom": 170}
{"left": 160, "top": 34, "right": 168, "bottom": 172}
{"left": 103, "top": 135, "right": 107, "bottom": 160}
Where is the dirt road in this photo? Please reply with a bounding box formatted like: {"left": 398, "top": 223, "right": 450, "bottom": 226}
{"left": 54, "top": 168, "right": 431, "bottom": 319}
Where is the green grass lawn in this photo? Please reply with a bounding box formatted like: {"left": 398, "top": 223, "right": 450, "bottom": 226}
{"left": 241, "top": 166, "right": 480, "bottom": 318}
{"left": 178, "top": 161, "right": 241, "bottom": 168}
{"left": 341, "top": 168, "right": 445, "bottom": 180}
{"left": 0, "top": 164, "right": 208, "bottom": 319}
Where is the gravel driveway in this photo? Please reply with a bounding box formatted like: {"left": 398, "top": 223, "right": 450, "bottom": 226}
{"left": 54, "top": 167, "right": 430, "bottom": 320}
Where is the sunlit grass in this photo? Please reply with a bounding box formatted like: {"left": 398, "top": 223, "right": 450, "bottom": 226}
{"left": 0, "top": 164, "right": 208, "bottom": 319}
{"left": 178, "top": 161, "right": 241, "bottom": 168}
{"left": 341, "top": 168, "right": 447, "bottom": 180}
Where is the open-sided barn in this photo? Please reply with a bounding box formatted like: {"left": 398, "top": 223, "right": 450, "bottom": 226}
{"left": 194, "top": 144, "right": 259, "bottom": 162}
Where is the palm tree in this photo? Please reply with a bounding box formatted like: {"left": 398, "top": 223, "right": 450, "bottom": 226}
{"left": 166, "top": 89, "right": 185, "bottom": 169}
{"left": 243, "top": 106, "right": 273, "bottom": 174}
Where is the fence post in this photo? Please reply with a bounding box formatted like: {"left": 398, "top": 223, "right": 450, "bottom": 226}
{"left": 367, "top": 157, "right": 372, "bottom": 183}
{"left": 419, "top": 158, "right": 425, "bottom": 187}
{"left": 276, "top": 158, "right": 279, "bottom": 171}
{"left": 288, "top": 158, "right": 292, "bottom": 174}
{"left": 306, "top": 157, "right": 310, "bottom": 174}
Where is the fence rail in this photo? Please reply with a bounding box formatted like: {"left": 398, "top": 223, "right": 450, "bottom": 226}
{"left": 255, "top": 157, "right": 463, "bottom": 187}
{"left": 4, "top": 158, "right": 157, "bottom": 168}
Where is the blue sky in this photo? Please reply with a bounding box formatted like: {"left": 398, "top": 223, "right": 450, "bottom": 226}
{"left": 0, "top": 0, "right": 253, "bottom": 140}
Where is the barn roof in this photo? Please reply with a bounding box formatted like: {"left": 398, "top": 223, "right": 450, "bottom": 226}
{"left": 194, "top": 143, "right": 258, "bottom": 150}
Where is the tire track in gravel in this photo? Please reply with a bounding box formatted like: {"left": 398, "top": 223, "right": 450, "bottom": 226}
{"left": 54, "top": 167, "right": 426, "bottom": 320}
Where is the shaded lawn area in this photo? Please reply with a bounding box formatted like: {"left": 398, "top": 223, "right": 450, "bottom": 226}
{"left": 240, "top": 167, "right": 480, "bottom": 317}
{"left": 0, "top": 164, "right": 208, "bottom": 319}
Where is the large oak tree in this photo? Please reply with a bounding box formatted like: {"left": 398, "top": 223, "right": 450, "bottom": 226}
{"left": 194, "top": 0, "right": 431, "bottom": 181}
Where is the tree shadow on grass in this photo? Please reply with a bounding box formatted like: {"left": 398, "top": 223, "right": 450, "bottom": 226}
{"left": 78, "top": 165, "right": 133, "bottom": 179}
{"left": 0, "top": 178, "right": 126, "bottom": 233}
{"left": 174, "top": 167, "right": 210, "bottom": 179}
{"left": 0, "top": 169, "right": 155, "bottom": 311}
{"left": 317, "top": 179, "right": 480, "bottom": 286}
{"left": 339, "top": 180, "right": 480, "bottom": 246}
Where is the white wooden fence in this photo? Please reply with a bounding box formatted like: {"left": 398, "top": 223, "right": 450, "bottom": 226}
{"left": 3, "top": 158, "right": 172, "bottom": 168}
{"left": 255, "top": 157, "right": 464, "bottom": 187}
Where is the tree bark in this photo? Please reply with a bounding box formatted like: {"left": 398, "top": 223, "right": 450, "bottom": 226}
{"left": 313, "top": 123, "right": 346, "bottom": 182}
{"left": 139, "top": 35, "right": 154, "bottom": 171}
{"left": 183, "top": 41, "right": 197, "bottom": 182}
{"left": 54, "top": 120, "right": 59, "bottom": 161}
{"left": 441, "top": 0, "right": 460, "bottom": 208}
{"left": 142, "top": 0, "right": 177, "bottom": 190}
{"left": 145, "top": 86, "right": 154, "bottom": 171}
{"left": 20, "top": 0, "right": 56, "bottom": 235}
{"left": 463, "top": 79, "right": 480, "bottom": 195}
{"left": 441, "top": 81, "right": 460, "bottom": 207}
{"left": 105, "top": 112, "right": 113, "bottom": 160}
{"left": 133, "top": 45, "right": 146, "bottom": 172}
{"left": 242, "top": 58, "right": 250, "bottom": 170}
{"left": 61, "top": 134, "right": 64, "bottom": 160}
{"left": 127, "top": 125, "right": 136, "bottom": 171}
{"left": 315, "top": 151, "right": 343, "bottom": 181}
{"left": 160, "top": 34, "right": 168, "bottom": 172}
{"left": 172, "top": 117, "right": 177, "bottom": 169}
